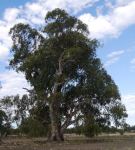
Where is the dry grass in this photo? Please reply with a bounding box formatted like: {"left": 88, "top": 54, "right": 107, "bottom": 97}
{"left": 0, "top": 133, "right": 135, "bottom": 150}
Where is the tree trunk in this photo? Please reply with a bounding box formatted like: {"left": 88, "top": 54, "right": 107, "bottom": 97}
{"left": 48, "top": 55, "right": 64, "bottom": 141}
{"left": 0, "top": 132, "right": 2, "bottom": 145}
{"left": 49, "top": 100, "right": 64, "bottom": 141}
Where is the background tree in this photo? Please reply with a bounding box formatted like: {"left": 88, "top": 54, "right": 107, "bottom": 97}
{"left": 9, "top": 8, "right": 127, "bottom": 141}
{"left": 0, "top": 93, "right": 50, "bottom": 137}
{"left": 0, "top": 84, "right": 11, "bottom": 141}
{"left": 0, "top": 110, "right": 10, "bottom": 140}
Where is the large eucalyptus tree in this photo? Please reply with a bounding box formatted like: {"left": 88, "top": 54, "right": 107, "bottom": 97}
{"left": 9, "top": 8, "right": 127, "bottom": 141}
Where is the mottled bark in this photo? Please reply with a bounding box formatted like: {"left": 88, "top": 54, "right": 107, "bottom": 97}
{"left": 49, "top": 101, "right": 64, "bottom": 141}
{"left": 48, "top": 52, "right": 65, "bottom": 141}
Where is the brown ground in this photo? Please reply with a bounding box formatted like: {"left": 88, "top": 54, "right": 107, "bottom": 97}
{"left": 1, "top": 133, "right": 135, "bottom": 150}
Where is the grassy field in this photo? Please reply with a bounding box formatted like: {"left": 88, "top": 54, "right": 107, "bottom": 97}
{"left": 1, "top": 133, "right": 135, "bottom": 150}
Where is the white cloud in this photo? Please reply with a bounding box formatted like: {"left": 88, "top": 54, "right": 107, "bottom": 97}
{"left": 1, "top": 0, "right": 135, "bottom": 63}
{"left": 4, "top": 8, "right": 20, "bottom": 23}
{"left": 105, "top": 50, "right": 124, "bottom": 67}
{"left": 20, "top": 0, "right": 99, "bottom": 25}
{"left": 105, "top": 0, "right": 114, "bottom": 9}
{"left": 116, "top": 0, "right": 135, "bottom": 6}
{"left": 0, "top": 0, "right": 99, "bottom": 61}
{"left": 0, "top": 44, "right": 9, "bottom": 61}
{"left": 122, "top": 94, "right": 135, "bottom": 125}
{"left": 80, "top": 1, "right": 135, "bottom": 39}
{"left": 3, "top": 0, "right": 98, "bottom": 26}
{"left": 36, "top": 0, "right": 99, "bottom": 14}
{"left": 0, "top": 21, "right": 13, "bottom": 61}
{"left": 0, "top": 71, "right": 30, "bottom": 98}
{"left": 80, "top": 13, "right": 117, "bottom": 39}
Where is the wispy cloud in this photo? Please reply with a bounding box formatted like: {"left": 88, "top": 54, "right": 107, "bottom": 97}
{"left": 130, "top": 58, "right": 135, "bottom": 65}
{"left": 130, "top": 58, "right": 135, "bottom": 71}
{"left": 105, "top": 50, "right": 124, "bottom": 67}
{"left": 107, "top": 50, "right": 124, "bottom": 58}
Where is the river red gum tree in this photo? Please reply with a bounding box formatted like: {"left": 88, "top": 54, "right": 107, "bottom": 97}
{"left": 9, "top": 8, "right": 127, "bottom": 141}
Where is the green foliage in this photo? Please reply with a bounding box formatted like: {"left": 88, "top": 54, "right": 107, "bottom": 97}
{"left": 0, "top": 94, "right": 51, "bottom": 137}
{"left": 0, "top": 110, "right": 10, "bottom": 136}
{"left": 20, "top": 117, "right": 48, "bottom": 137}
{"left": 0, "top": 94, "right": 35, "bottom": 127}
{"left": 84, "top": 123, "right": 101, "bottom": 137}
{"left": 9, "top": 128, "right": 20, "bottom": 135}
{"left": 82, "top": 114, "right": 101, "bottom": 137}
{"left": 110, "top": 103, "right": 127, "bottom": 127}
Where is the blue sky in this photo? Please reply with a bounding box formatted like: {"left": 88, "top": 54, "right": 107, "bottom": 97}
{"left": 0, "top": 0, "right": 29, "bottom": 11}
{"left": 0, "top": 0, "right": 135, "bottom": 125}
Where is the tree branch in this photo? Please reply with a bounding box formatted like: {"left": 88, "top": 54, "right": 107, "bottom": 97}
{"left": 61, "top": 108, "right": 79, "bottom": 130}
